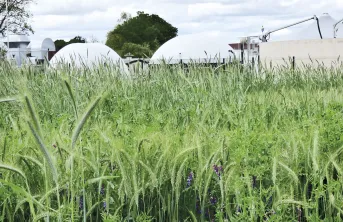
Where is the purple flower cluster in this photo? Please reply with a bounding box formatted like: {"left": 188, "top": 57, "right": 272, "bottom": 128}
{"left": 236, "top": 205, "right": 242, "bottom": 214}
{"left": 79, "top": 196, "right": 84, "bottom": 210}
{"left": 186, "top": 171, "right": 194, "bottom": 188}
{"left": 196, "top": 196, "right": 201, "bottom": 214}
{"left": 213, "top": 165, "right": 223, "bottom": 178}
{"left": 100, "top": 185, "right": 105, "bottom": 195}
{"left": 210, "top": 196, "right": 217, "bottom": 205}
{"left": 103, "top": 201, "right": 107, "bottom": 209}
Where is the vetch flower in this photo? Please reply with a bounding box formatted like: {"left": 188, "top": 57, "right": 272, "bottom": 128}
{"left": 210, "top": 196, "right": 217, "bottom": 205}
{"left": 213, "top": 165, "right": 224, "bottom": 178}
{"left": 236, "top": 205, "right": 242, "bottom": 215}
{"left": 100, "top": 185, "right": 105, "bottom": 195}
{"left": 186, "top": 171, "right": 194, "bottom": 188}
{"left": 196, "top": 196, "right": 201, "bottom": 214}
{"left": 79, "top": 196, "right": 84, "bottom": 210}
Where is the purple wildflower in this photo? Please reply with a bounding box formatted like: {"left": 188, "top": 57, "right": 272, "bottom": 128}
{"left": 210, "top": 196, "right": 217, "bottom": 205}
{"left": 186, "top": 171, "right": 194, "bottom": 188}
{"left": 196, "top": 196, "right": 201, "bottom": 214}
{"left": 236, "top": 205, "right": 242, "bottom": 214}
{"left": 100, "top": 185, "right": 105, "bottom": 195}
{"left": 213, "top": 165, "right": 224, "bottom": 178}
{"left": 79, "top": 196, "right": 84, "bottom": 210}
{"left": 103, "top": 201, "right": 107, "bottom": 209}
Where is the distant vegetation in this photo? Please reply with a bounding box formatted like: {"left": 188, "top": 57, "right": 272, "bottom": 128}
{"left": 54, "top": 36, "right": 87, "bottom": 52}
{"left": 106, "top": 11, "right": 178, "bottom": 58}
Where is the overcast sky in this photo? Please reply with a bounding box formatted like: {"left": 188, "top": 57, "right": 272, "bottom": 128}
{"left": 29, "top": 0, "right": 343, "bottom": 42}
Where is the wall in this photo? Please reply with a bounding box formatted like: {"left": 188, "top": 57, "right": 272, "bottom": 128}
{"left": 259, "top": 38, "right": 343, "bottom": 68}
{"left": 7, "top": 48, "right": 28, "bottom": 67}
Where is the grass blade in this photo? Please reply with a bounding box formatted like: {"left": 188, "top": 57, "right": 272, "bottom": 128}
{"left": 64, "top": 80, "right": 78, "bottom": 119}
{"left": 71, "top": 96, "right": 101, "bottom": 149}
{"left": 25, "top": 96, "right": 41, "bottom": 137}
{"left": 0, "top": 97, "right": 17, "bottom": 103}
{"left": 0, "top": 163, "right": 26, "bottom": 180}
{"left": 28, "top": 121, "right": 58, "bottom": 184}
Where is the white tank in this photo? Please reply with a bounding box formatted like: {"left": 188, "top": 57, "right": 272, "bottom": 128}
{"left": 150, "top": 32, "right": 238, "bottom": 65}
{"left": 50, "top": 43, "right": 129, "bottom": 74}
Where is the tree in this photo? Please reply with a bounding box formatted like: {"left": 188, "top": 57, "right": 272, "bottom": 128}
{"left": 54, "top": 36, "right": 86, "bottom": 52}
{"left": 117, "top": 12, "right": 132, "bottom": 24}
{"left": 54, "top": 39, "right": 67, "bottom": 52}
{"left": 0, "top": 0, "right": 34, "bottom": 36}
{"left": 106, "top": 11, "right": 178, "bottom": 58}
{"left": 87, "top": 35, "right": 99, "bottom": 43}
{"left": 68, "top": 36, "right": 86, "bottom": 44}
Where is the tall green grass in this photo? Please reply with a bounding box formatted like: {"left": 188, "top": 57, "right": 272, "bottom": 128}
{"left": 0, "top": 60, "right": 343, "bottom": 221}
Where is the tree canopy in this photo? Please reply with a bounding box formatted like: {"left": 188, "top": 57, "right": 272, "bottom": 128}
{"left": 54, "top": 36, "right": 86, "bottom": 52}
{"left": 0, "top": 0, "right": 34, "bottom": 36}
{"left": 106, "top": 11, "right": 178, "bottom": 58}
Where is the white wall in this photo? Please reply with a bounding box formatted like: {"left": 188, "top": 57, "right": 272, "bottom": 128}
{"left": 260, "top": 38, "right": 343, "bottom": 68}
{"left": 7, "top": 48, "right": 28, "bottom": 66}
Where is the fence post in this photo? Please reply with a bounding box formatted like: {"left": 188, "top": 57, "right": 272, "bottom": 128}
{"left": 292, "top": 56, "right": 295, "bottom": 70}
{"left": 240, "top": 43, "right": 244, "bottom": 64}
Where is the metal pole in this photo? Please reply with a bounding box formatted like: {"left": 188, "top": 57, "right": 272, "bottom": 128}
{"left": 334, "top": 18, "right": 343, "bottom": 38}
{"left": 247, "top": 37, "right": 251, "bottom": 64}
{"left": 261, "top": 15, "right": 317, "bottom": 42}
{"left": 6, "top": 0, "right": 9, "bottom": 58}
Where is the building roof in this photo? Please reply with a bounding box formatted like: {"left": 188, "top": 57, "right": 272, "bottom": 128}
{"left": 150, "top": 32, "right": 238, "bottom": 64}
{"left": 49, "top": 43, "right": 129, "bottom": 73}
{"left": 0, "top": 34, "right": 30, "bottom": 43}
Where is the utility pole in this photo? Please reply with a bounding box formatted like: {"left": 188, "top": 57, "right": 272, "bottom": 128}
{"left": 6, "top": 0, "right": 9, "bottom": 59}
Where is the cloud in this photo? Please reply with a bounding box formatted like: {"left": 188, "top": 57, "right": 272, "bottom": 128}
{"left": 27, "top": 0, "right": 343, "bottom": 43}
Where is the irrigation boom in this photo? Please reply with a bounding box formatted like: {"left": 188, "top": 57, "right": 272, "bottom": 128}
{"left": 260, "top": 15, "right": 320, "bottom": 42}
{"left": 334, "top": 18, "right": 343, "bottom": 38}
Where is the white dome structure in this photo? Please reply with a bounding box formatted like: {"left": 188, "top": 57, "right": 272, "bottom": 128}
{"left": 150, "top": 32, "right": 238, "bottom": 65}
{"left": 271, "top": 13, "right": 343, "bottom": 41}
{"left": 27, "top": 38, "right": 56, "bottom": 60}
{"left": 50, "top": 43, "right": 129, "bottom": 73}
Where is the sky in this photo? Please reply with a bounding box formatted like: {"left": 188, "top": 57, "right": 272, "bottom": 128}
{"left": 28, "top": 0, "right": 343, "bottom": 42}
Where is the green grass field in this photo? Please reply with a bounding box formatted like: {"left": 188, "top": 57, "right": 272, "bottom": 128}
{"left": 1, "top": 61, "right": 343, "bottom": 221}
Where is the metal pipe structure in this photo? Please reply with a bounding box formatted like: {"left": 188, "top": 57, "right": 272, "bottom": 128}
{"left": 237, "top": 15, "right": 320, "bottom": 66}
{"left": 334, "top": 18, "right": 343, "bottom": 38}
{"left": 260, "top": 15, "right": 318, "bottom": 42}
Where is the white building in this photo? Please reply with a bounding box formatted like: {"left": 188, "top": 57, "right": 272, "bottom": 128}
{"left": 27, "top": 38, "right": 56, "bottom": 63}
{"left": 0, "top": 34, "right": 30, "bottom": 66}
{"left": 0, "top": 34, "right": 56, "bottom": 66}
